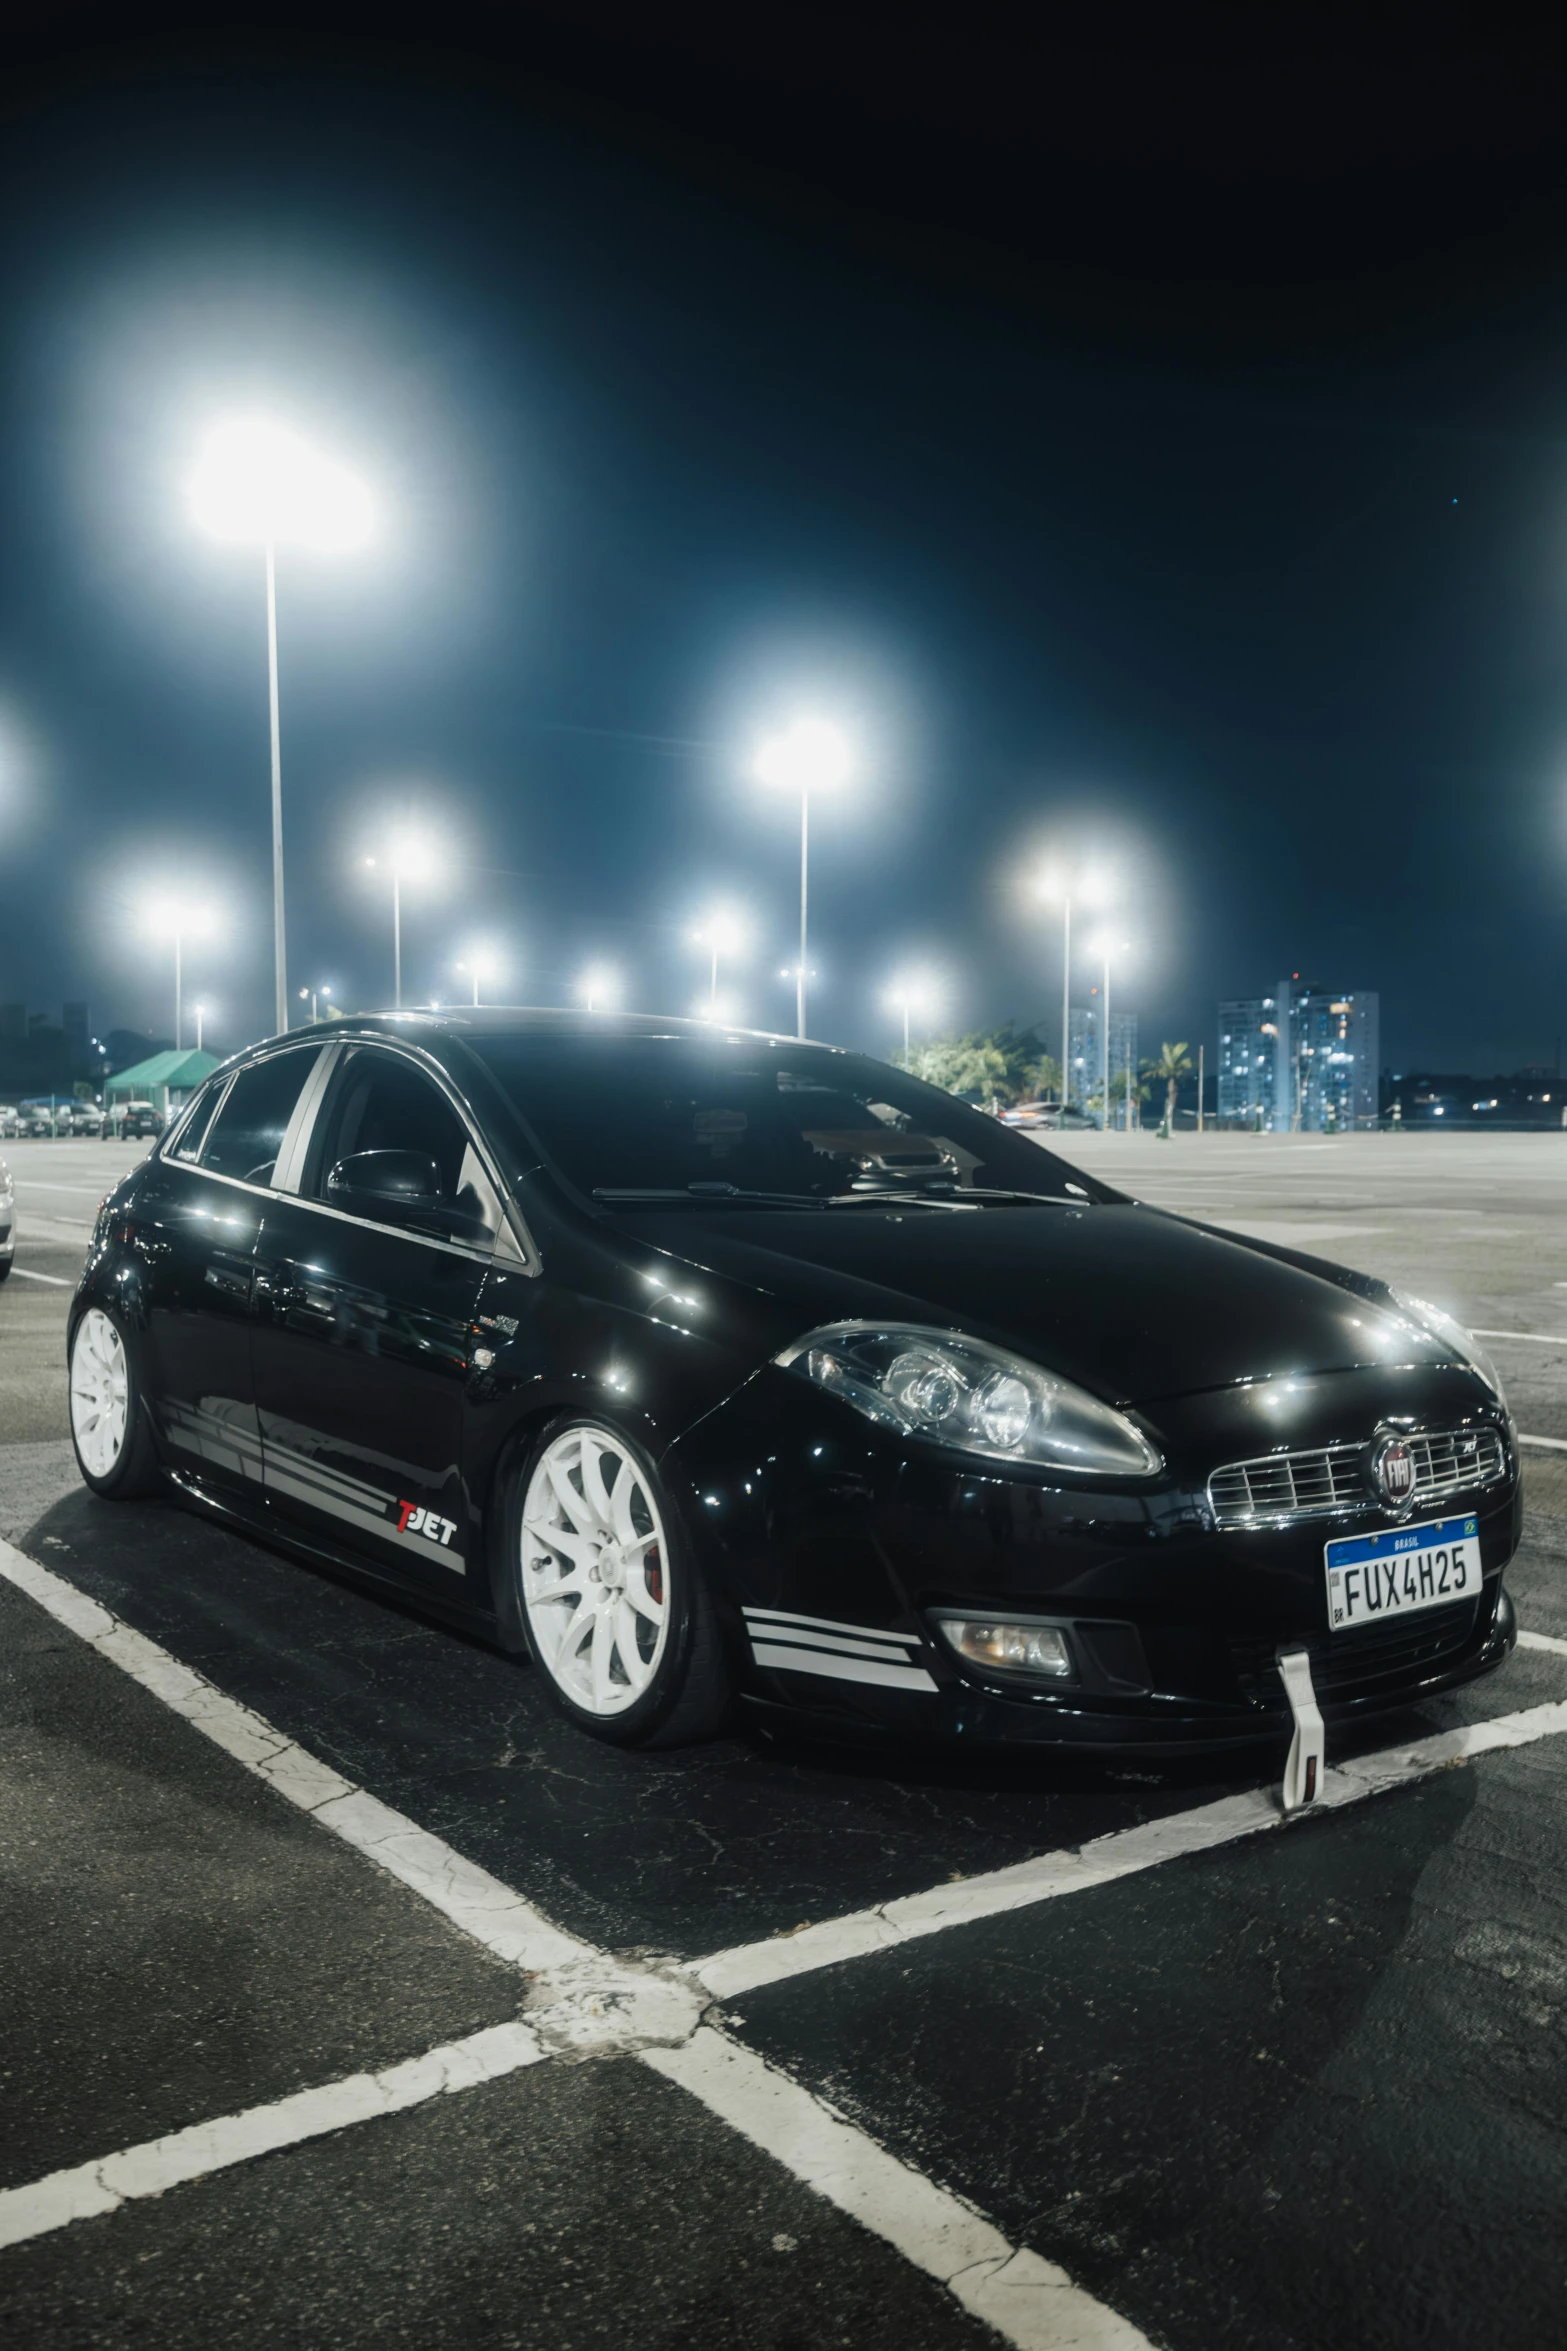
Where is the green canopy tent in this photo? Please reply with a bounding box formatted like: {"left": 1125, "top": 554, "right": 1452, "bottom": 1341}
{"left": 104, "top": 1048, "right": 221, "bottom": 1114}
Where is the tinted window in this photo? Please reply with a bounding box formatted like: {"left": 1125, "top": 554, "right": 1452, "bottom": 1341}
{"left": 313, "top": 1048, "right": 504, "bottom": 1243}
{"left": 200, "top": 1050, "right": 319, "bottom": 1186}
{"left": 169, "top": 1080, "right": 224, "bottom": 1164}
{"left": 469, "top": 1036, "right": 1104, "bottom": 1205}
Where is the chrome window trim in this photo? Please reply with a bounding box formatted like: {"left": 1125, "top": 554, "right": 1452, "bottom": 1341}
{"left": 148, "top": 1157, "right": 527, "bottom": 1272}
{"left": 152, "top": 1028, "right": 541, "bottom": 1275}
{"left": 295, "top": 1032, "right": 540, "bottom": 1274}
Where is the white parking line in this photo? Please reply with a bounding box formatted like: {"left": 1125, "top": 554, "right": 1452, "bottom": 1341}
{"left": 0, "top": 2020, "right": 546, "bottom": 2253}
{"left": 1518, "top": 1433, "right": 1567, "bottom": 1451}
{"left": 0, "top": 1535, "right": 1147, "bottom": 2350}
{"left": 693, "top": 1698, "right": 1567, "bottom": 2000}
{"left": 648, "top": 2030, "right": 1148, "bottom": 2350}
{"left": 6, "top": 1267, "right": 70, "bottom": 1287}
{"left": 1473, "top": 1329, "right": 1567, "bottom": 1345}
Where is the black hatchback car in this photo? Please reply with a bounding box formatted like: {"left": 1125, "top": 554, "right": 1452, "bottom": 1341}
{"left": 67, "top": 1012, "right": 1519, "bottom": 1757}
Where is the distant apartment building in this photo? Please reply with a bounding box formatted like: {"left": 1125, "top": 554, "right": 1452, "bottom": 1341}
{"left": 1068, "top": 1004, "right": 1139, "bottom": 1124}
{"left": 1219, "top": 982, "right": 1379, "bottom": 1130}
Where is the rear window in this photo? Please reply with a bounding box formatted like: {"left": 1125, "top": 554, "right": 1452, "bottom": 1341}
{"left": 467, "top": 1035, "right": 1102, "bottom": 1205}
{"left": 200, "top": 1049, "right": 320, "bottom": 1187}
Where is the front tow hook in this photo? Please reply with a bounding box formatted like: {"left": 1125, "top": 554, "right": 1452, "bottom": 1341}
{"left": 1277, "top": 1646, "right": 1325, "bottom": 1812}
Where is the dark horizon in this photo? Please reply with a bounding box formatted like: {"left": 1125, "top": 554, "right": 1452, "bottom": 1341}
{"left": 6, "top": 14, "right": 1567, "bottom": 1072}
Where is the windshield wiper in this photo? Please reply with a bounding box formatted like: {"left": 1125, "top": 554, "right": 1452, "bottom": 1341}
{"left": 870, "top": 1184, "right": 1082, "bottom": 1207}
{"left": 593, "top": 1184, "right": 831, "bottom": 1208}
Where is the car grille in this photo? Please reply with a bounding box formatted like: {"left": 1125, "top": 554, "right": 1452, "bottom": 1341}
{"left": 1208, "top": 1426, "right": 1507, "bottom": 1527}
{"left": 1230, "top": 1596, "right": 1481, "bottom": 1708}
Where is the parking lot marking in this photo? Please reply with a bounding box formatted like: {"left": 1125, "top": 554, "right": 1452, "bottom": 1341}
{"left": 0, "top": 2020, "right": 547, "bottom": 2254}
{"left": 1473, "top": 1328, "right": 1567, "bottom": 1345}
{"left": 693, "top": 1696, "right": 1567, "bottom": 2000}
{"left": 7, "top": 1267, "right": 70, "bottom": 1286}
{"left": 1517, "top": 1432, "right": 1567, "bottom": 1450}
{"left": 1519, "top": 1628, "right": 1567, "bottom": 1658}
{"left": 0, "top": 1532, "right": 1149, "bottom": 2350}
{"left": 647, "top": 2029, "right": 1152, "bottom": 2351}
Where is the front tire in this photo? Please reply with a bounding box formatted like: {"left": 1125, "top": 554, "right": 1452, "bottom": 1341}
{"left": 509, "top": 1417, "right": 730, "bottom": 1747}
{"left": 68, "top": 1306, "right": 162, "bottom": 1497}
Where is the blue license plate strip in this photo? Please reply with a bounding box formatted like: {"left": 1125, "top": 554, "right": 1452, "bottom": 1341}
{"left": 1324, "top": 1514, "right": 1481, "bottom": 1631}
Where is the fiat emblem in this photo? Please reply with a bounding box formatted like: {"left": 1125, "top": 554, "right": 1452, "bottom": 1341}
{"left": 1372, "top": 1436, "right": 1417, "bottom": 1514}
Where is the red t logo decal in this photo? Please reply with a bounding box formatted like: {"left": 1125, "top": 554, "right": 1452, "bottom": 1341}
{"left": 396, "top": 1500, "right": 416, "bottom": 1532}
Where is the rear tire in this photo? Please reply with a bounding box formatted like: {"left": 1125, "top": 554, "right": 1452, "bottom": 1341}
{"left": 507, "top": 1416, "right": 730, "bottom": 1747}
{"left": 68, "top": 1306, "right": 162, "bottom": 1497}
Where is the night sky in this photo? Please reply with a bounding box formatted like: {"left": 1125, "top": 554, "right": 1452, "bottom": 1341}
{"left": 6, "top": 9, "right": 1567, "bottom": 1071}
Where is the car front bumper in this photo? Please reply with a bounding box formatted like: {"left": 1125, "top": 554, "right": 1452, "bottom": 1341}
{"left": 671, "top": 1361, "right": 1522, "bottom": 1750}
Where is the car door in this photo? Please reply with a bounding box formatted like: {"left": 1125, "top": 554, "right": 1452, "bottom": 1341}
{"left": 248, "top": 1042, "right": 517, "bottom": 1595}
{"left": 134, "top": 1042, "right": 329, "bottom": 1501}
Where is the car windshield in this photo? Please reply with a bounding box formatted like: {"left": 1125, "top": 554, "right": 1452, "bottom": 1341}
{"left": 469, "top": 1034, "right": 1108, "bottom": 1206}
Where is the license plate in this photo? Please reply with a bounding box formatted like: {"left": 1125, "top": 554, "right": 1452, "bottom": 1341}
{"left": 1324, "top": 1515, "right": 1481, "bottom": 1630}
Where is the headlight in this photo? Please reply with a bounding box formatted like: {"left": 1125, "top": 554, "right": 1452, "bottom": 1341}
{"left": 775, "top": 1322, "right": 1162, "bottom": 1476}
{"left": 1389, "top": 1289, "right": 1506, "bottom": 1404}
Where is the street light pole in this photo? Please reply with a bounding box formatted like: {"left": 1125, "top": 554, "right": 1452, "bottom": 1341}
{"left": 265, "top": 537, "right": 287, "bottom": 1034}
{"left": 173, "top": 927, "right": 183, "bottom": 1053}
{"left": 1061, "top": 894, "right": 1071, "bottom": 1112}
{"left": 1101, "top": 943, "right": 1111, "bottom": 1132}
{"left": 393, "top": 869, "right": 402, "bottom": 1010}
{"left": 797, "top": 789, "right": 809, "bottom": 1040}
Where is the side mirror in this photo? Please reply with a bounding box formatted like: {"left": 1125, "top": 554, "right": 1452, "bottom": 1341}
{"left": 326, "top": 1150, "right": 470, "bottom": 1240}
{"left": 328, "top": 1149, "right": 444, "bottom": 1204}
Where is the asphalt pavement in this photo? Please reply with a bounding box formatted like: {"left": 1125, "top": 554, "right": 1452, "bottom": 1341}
{"left": 3, "top": 1128, "right": 1567, "bottom": 2350}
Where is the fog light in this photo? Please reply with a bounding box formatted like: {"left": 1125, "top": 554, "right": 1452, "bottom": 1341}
{"left": 940, "top": 1619, "right": 1074, "bottom": 1678}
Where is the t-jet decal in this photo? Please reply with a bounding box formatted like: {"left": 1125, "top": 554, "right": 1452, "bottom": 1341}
{"left": 397, "top": 1500, "right": 458, "bottom": 1547}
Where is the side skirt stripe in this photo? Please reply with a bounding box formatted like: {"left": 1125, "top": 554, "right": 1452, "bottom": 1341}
{"left": 750, "top": 1642, "right": 939, "bottom": 1693}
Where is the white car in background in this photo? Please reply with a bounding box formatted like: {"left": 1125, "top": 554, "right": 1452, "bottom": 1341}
{"left": 0, "top": 1155, "right": 13, "bottom": 1282}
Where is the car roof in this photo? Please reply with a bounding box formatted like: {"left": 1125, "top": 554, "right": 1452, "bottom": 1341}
{"left": 297, "top": 1009, "right": 851, "bottom": 1052}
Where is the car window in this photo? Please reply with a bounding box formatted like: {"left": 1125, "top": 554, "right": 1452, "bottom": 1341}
{"left": 312, "top": 1048, "right": 505, "bottom": 1245}
{"left": 199, "top": 1049, "right": 320, "bottom": 1187}
{"left": 468, "top": 1036, "right": 1109, "bottom": 1205}
{"left": 169, "top": 1080, "right": 225, "bottom": 1164}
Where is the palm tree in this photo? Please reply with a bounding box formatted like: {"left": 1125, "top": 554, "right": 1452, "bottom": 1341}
{"left": 1144, "top": 1041, "right": 1194, "bottom": 1137}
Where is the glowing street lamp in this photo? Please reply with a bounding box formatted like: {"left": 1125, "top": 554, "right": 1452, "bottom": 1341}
{"left": 145, "top": 900, "right": 216, "bottom": 1053}
{"left": 689, "top": 908, "right": 748, "bottom": 1016}
{"left": 191, "top": 1002, "right": 213, "bottom": 1053}
{"left": 755, "top": 720, "right": 851, "bottom": 1040}
{"left": 364, "top": 831, "right": 443, "bottom": 1010}
{"left": 577, "top": 965, "right": 621, "bottom": 1014}
{"left": 297, "top": 982, "right": 334, "bottom": 1024}
{"left": 883, "top": 972, "right": 940, "bottom": 1061}
{"left": 191, "top": 419, "right": 373, "bottom": 1036}
{"left": 454, "top": 943, "right": 507, "bottom": 1007}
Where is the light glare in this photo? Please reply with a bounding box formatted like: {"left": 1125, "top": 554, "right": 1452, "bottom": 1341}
{"left": 191, "top": 420, "right": 373, "bottom": 553}
{"left": 754, "top": 719, "right": 852, "bottom": 796}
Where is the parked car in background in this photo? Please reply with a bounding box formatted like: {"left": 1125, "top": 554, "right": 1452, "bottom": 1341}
{"left": 0, "top": 1153, "right": 12, "bottom": 1281}
{"left": 18, "top": 1105, "right": 58, "bottom": 1138}
{"left": 0, "top": 1105, "right": 19, "bottom": 1139}
{"left": 110, "top": 1101, "right": 164, "bottom": 1140}
{"left": 61, "top": 1102, "right": 104, "bottom": 1137}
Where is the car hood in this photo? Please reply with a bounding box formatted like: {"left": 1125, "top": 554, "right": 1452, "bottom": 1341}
{"left": 616, "top": 1200, "right": 1452, "bottom": 1408}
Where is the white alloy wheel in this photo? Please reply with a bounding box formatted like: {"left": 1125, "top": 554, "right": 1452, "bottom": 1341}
{"left": 520, "top": 1425, "right": 670, "bottom": 1716}
{"left": 71, "top": 1308, "right": 130, "bottom": 1479}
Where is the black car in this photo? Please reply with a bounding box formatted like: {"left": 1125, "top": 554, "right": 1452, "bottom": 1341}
{"left": 111, "top": 1100, "right": 164, "bottom": 1140}
{"left": 66, "top": 1012, "right": 1519, "bottom": 1760}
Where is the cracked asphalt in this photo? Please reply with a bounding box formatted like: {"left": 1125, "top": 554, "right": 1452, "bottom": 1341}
{"left": 4, "top": 1132, "right": 1567, "bottom": 2348}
